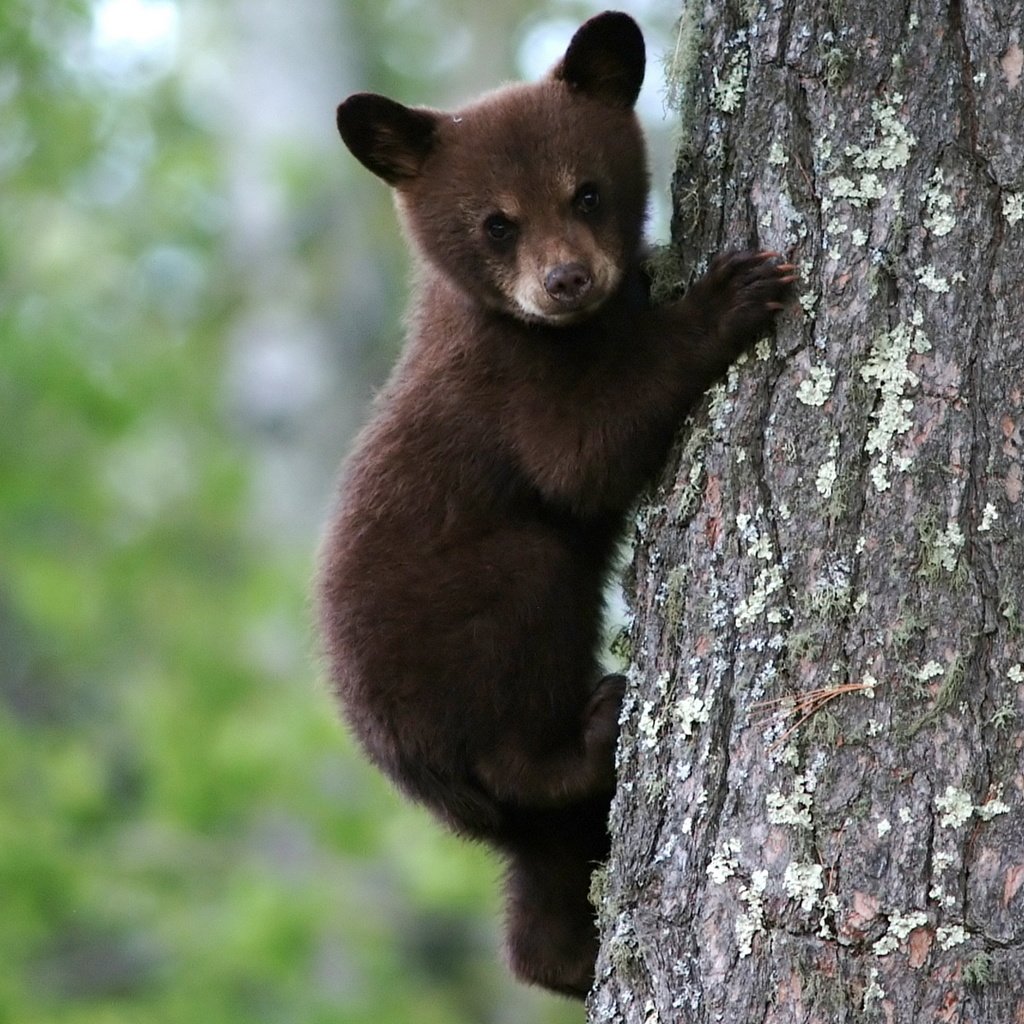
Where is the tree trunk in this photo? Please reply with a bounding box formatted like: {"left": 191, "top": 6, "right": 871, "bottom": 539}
{"left": 591, "top": 1, "right": 1024, "bottom": 1020}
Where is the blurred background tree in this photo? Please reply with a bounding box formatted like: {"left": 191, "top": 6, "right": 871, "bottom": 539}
{"left": 0, "top": 1, "right": 676, "bottom": 1020}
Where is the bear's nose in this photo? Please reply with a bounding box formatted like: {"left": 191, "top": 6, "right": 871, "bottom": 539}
{"left": 544, "top": 262, "right": 593, "bottom": 303}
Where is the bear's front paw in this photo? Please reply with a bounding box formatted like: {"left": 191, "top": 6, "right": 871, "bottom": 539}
{"left": 583, "top": 673, "right": 626, "bottom": 750}
{"left": 699, "top": 249, "right": 797, "bottom": 351}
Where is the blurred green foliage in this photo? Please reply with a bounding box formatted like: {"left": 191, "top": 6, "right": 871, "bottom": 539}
{"left": 1, "top": 0, "right": 679, "bottom": 1018}
{"left": 0, "top": 0, "right": 610, "bottom": 1020}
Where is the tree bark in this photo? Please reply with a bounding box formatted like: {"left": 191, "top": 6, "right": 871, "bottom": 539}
{"left": 591, "top": 1, "right": 1024, "bottom": 1020}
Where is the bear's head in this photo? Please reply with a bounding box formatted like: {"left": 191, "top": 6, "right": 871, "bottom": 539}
{"left": 336, "top": 12, "right": 648, "bottom": 326}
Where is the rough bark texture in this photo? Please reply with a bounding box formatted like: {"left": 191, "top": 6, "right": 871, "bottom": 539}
{"left": 591, "top": 1, "right": 1024, "bottom": 1021}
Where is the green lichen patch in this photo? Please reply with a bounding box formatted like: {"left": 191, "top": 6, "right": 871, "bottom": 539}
{"left": 735, "top": 868, "right": 768, "bottom": 957}
{"left": 815, "top": 453, "right": 839, "bottom": 499}
{"left": 673, "top": 675, "right": 710, "bottom": 737}
{"left": 872, "top": 909, "right": 929, "bottom": 956}
{"left": 823, "top": 93, "right": 916, "bottom": 214}
{"left": 795, "top": 362, "right": 835, "bottom": 407}
{"left": 712, "top": 48, "right": 749, "bottom": 114}
{"left": 782, "top": 860, "right": 824, "bottom": 912}
{"left": 979, "top": 502, "right": 1000, "bottom": 531}
{"left": 936, "top": 924, "right": 969, "bottom": 950}
{"left": 918, "top": 516, "right": 966, "bottom": 578}
{"left": 921, "top": 168, "right": 956, "bottom": 237}
{"left": 1003, "top": 191, "right": 1024, "bottom": 226}
{"left": 706, "top": 837, "right": 741, "bottom": 884}
{"left": 963, "top": 951, "right": 994, "bottom": 986}
{"left": 935, "top": 785, "right": 974, "bottom": 828}
{"left": 766, "top": 773, "right": 815, "bottom": 828}
{"left": 915, "top": 264, "right": 951, "bottom": 293}
{"left": 862, "top": 967, "right": 886, "bottom": 1010}
{"left": 860, "top": 316, "right": 931, "bottom": 491}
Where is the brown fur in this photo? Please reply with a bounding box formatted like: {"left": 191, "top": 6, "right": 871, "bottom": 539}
{"left": 318, "top": 12, "right": 794, "bottom": 999}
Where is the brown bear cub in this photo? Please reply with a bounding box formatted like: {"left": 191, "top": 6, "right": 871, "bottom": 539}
{"left": 318, "top": 11, "right": 793, "bottom": 999}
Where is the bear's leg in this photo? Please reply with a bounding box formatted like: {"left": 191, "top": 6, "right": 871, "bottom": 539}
{"left": 476, "top": 672, "right": 626, "bottom": 807}
{"left": 501, "top": 800, "right": 611, "bottom": 999}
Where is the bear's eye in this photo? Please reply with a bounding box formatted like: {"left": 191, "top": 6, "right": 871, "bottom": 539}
{"left": 484, "top": 214, "right": 517, "bottom": 244}
{"left": 574, "top": 184, "right": 600, "bottom": 214}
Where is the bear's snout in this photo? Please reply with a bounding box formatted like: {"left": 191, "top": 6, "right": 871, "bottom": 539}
{"left": 544, "top": 262, "right": 593, "bottom": 304}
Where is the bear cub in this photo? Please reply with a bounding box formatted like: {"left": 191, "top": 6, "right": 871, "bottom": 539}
{"left": 318, "top": 11, "right": 794, "bottom": 999}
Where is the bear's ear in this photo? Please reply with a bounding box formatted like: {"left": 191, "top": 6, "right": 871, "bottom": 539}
{"left": 552, "top": 11, "right": 645, "bottom": 109}
{"left": 336, "top": 93, "right": 439, "bottom": 185}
